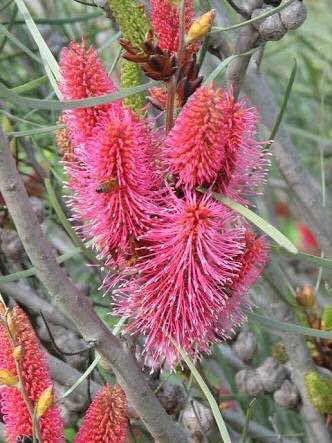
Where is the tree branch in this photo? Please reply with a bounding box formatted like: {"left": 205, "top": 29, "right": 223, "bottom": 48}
{"left": 0, "top": 130, "right": 188, "bottom": 443}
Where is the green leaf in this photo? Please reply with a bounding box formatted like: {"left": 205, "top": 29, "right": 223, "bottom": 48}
{"left": 58, "top": 355, "right": 102, "bottom": 404}
{"left": 204, "top": 47, "right": 259, "bottom": 85}
{"left": 212, "top": 0, "right": 296, "bottom": 33}
{"left": 173, "top": 340, "right": 232, "bottom": 443}
{"left": 0, "top": 22, "right": 43, "bottom": 65}
{"left": 14, "top": 0, "right": 61, "bottom": 95}
{"left": 240, "top": 399, "right": 256, "bottom": 443}
{"left": 11, "top": 75, "right": 49, "bottom": 94}
{"left": 278, "top": 249, "right": 332, "bottom": 270}
{"left": 7, "top": 124, "right": 65, "bottom": 138}
{"left": 0, "top": 80, "right": 159, "bottom": 111}
{"left": 58, "top": 317, "right": 126, "bottom": 403}
{"left": 45, "top": 179, "right": 101, "bottom": 265}
{"left": 1, "top": 11, "right": 103, "bottom": 25}
{"left": 247, "top": 310, "right": 332, "bottom": 340}
{"left": 0, "top": 247, "right": 81, "bottom": 283}
{"left": 266, "top": 59, "right": 297, "bottom": 148}
{"left": 207, "top": 190, "right": 298, "bottom": 253}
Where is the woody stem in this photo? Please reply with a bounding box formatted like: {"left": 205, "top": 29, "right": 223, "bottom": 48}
{"left": 165, "top": 77, "right": 176, "bottom": 134}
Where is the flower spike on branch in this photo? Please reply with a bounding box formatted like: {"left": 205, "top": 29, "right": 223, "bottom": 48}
{"left": 0, "top": 302, "right": 64, "bottom": 443}
{"left": 74, "top": 384, "right": 127, "bottom": 443}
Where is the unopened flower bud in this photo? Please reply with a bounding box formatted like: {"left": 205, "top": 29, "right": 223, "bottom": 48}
{"left": 13, "top": 345, "right": 24, "bottom": 361}
{"left": 186, "top": 10, "right": 215, "bottom": 44}
{"left": 0, "top": 298, "right": 6, "bottom": 317}
{"left": 256, "top": 357, "right": 287, "bottom": 392}
{"left": 296, "top": 284, "right": 314, "bottom": 309}
{"left": 36, "top": 386, "right": 54, "bottom": 418}
{"left": 280, "top": 0, "right": 307, "bottom": 31}
{"left": 235, "top": 369, "right": 264, "bottom": 397}
{"left": 183, "top": 400, "right": 213, "bottom": 437}
{"left": 232, "top": 331, "right": 257, "bottom": 362}
{"left": 6, "top": 311, "right": 16, "bottom": 338}
{"left": 273, "top": 380, "right": 299, "bottom": 409}
{"left": 0, "top": 368, "right": 19, "bottom": 387}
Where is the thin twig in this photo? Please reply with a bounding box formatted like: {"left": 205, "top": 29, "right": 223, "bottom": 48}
{"left": 39, "top": 310, "right": 93, "bottom": 356}
{"left": 225, "top": 0, "right": 250, "bottom": 19}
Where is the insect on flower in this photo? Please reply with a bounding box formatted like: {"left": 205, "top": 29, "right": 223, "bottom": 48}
{"left": 95, "top": 177, "right": 120, "bottom": 194}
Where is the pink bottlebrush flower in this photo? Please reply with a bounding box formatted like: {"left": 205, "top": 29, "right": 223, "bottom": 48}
{"left": 165, "top": 85, "right": 267, "bottom": 204}
{"left": 115, "top": 191, "right": 245, "bottom": 367}
{"left": 59, "top": 40, "right": 119, "bottom": 147}
{"left": 150, "top": 0, "right": 195, "bottom": 53}
{"left": 215, "top": 230, "right": 269, "bottom": 338}
{"left": 0, "top": 306, "right": 64, "bottom": 443}
{"left": 66, "top": 106, "right": 159, "bottom": 266}
{"left": 215, "top": 90, "right": 268, "bottom": 204}
{"left": 165, "top": 85, "right": 226, "bottom": 190}
{"left": 74, "top": 384, "right": 127, "bottom": 443}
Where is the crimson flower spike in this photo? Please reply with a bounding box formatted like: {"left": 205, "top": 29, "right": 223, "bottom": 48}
{"left": 165, "top": 85, "right": 268, "bottom": 205}
{"left": 58, "top": 40, "right": 119, "bottom": 148}
{"left": 150, "top": 0, "right": 195, "bottom": 53}
{"left": 0, "top": 305, "right": 64, "bottom": 442}
{"left": 74, "top": 384, "right": 127, "bottom": 443}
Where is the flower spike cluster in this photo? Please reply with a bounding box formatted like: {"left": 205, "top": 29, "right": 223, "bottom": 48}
{"left": 0, "top": 305, "right": 64, "bottom": 443}
{"left": 57, "top": 38, "right": 269, "bottom": 368}
{"left": 74, "top": 384, "right": 127, "bottom": 443}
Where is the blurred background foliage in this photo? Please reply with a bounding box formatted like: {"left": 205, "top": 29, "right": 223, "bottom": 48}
{"left": 0, "top": 0, "right": 331, "bottom": 441}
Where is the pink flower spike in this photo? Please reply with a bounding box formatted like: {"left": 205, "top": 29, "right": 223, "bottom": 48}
{"left": 59, "top": 40, "right": 119, "bottom": 147}
{"left": 74, "top": 384, "right": 127, "bottom": 443}
{"left": 150, "top": 0, "right": 195, "bottom": 53}
{"left": 66, "top": 106, "right": 159, "bottom": 266}
{"left": 216, "top": 231, "right": 269, "bottom": 338}
{"left": 165, "top": 85, "right": 226, "bottom": 190}
{"left": 165, "top": 85, "right": 268, "bottom": 204}
{"left": 215, "top": 90, "right": 268, "bottom": 204}
{"left": 115, "top": 191, "right": 245, "bottom": 367}
{"left": 0, "top": 306, "right": 64, "bottom": 443}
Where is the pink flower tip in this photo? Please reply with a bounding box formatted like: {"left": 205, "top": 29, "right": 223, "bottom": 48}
{"left": 74, "top": 384, "right": 127, "bottom": 443}
{"left": 58, "top": 39, "right": 119, "bottom": 147}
